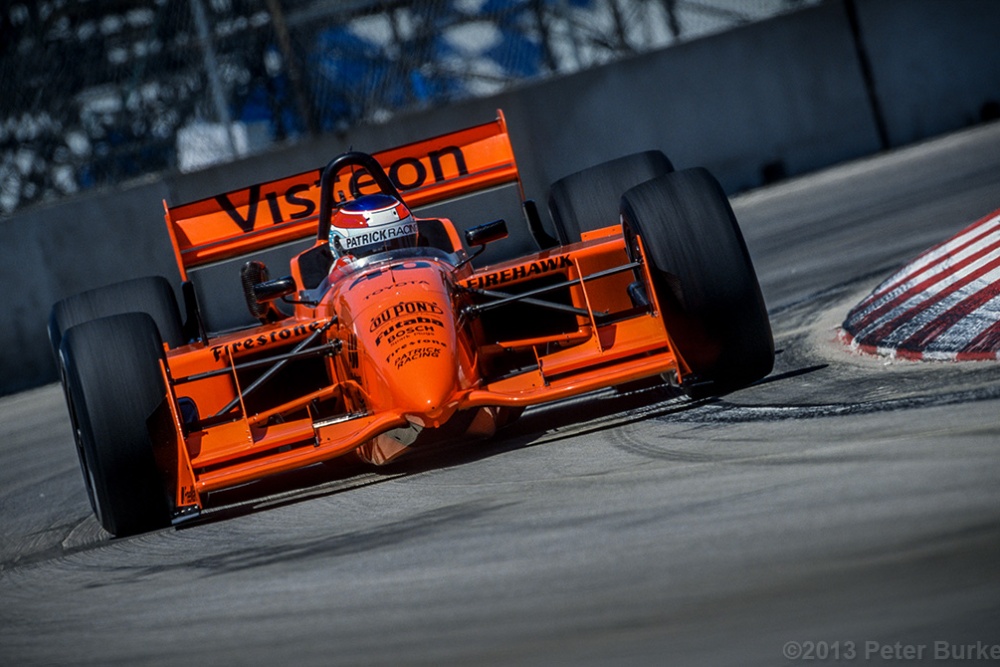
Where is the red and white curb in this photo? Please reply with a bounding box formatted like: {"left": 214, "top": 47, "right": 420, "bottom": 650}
{"left": 841, "top": 208, "right": 1000, "bottom": 361}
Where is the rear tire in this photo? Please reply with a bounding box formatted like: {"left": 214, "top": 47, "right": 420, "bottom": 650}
{"left": 49, "top": 276, "right": 184, "bottom": 364}
{"left": 548, "top": 151, "right": 673, "bottom": 244}
{"left": 60, "top": 313, "right": 172, "bottom": 536}
{"left": 620, "top": 168, "right": 773, "bottom": 395}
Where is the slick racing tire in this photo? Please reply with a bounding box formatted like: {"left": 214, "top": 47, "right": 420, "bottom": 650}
{"left": 49, "top": 275, "right": 184, "bottom": 364}
{"left": 548, "top": 150, "right": 673, "bottom": 245}
{"left": 620, "top": 168, "right": 774, "bottom": 396}
{"left": 60, "top": 313, "right": 172, "bottom": 536}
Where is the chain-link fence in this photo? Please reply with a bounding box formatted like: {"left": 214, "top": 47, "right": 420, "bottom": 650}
{"left": 0, "top": 0, "right": 816, "bottom": 216}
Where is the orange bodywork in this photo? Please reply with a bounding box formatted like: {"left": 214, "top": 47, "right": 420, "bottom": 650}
{"left": 156, "top": 111, "right": 687, "bottom": 520}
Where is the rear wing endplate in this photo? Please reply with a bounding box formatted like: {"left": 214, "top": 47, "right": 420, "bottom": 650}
{"left": 164, "top": 110, "right": 522, "bottom": 279}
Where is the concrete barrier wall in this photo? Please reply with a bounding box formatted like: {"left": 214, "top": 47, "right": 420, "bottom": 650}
{"left": 857, "top": 0, "right": 1000, "bottom": 147}
{"left": 1, "top": 0, "right": 995, "bottom": 394}
{"left": 0, "top": 179, "right": 184, "bottom": 393}
{"left": 504, "top": 1, "right": 880, "bottom": 196}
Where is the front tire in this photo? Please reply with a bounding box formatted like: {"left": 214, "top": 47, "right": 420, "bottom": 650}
{"left": 49, "top": 276, "right": 184, "bottom": 364}
{"left": 60, "top": 313, "right": 173, "bottom": 536}
{"left": 620, "top": 168, "right": 774, "bottom": 395}
{"left": 548, "top": 150, "right": 673, "bottom": 244}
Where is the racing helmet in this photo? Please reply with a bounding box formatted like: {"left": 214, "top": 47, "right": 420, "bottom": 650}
{"left": 328, "top": 193, "right": 417, "bottom": 260}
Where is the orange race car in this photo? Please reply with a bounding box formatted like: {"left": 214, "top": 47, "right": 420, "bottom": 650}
{"left": 50, "top": 111, "right": 773, "bottom": 536}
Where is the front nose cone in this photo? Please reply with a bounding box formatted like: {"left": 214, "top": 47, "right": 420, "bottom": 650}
{"left": 342, "top": 261, "right": 466, "bottom": 428}
{"left": 389, "top": 348, "right": 459, "bottom": 423}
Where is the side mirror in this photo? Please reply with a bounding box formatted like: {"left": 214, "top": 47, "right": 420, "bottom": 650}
{"left": 254, "top": 277, "right": 296, "bottom": 303}
{"left": 241, "top": 260, "right": 295, "bottom": 322}
{"left": 465, "top": 219, "right": 508, "bottom": 248}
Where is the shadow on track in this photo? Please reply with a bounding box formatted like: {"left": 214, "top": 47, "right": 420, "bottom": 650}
{"left": 186, "top": 380, "right": 697, "bottom": 530}
{"left": 184, "top": 362, "right": 833, "bottom": 532}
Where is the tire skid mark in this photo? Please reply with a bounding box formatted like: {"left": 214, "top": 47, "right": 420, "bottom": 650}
{"left": 609, "top": 424, "right": 721, "bottom": 464}
{"left": 663, "top": 384, "right": 1000, "bottom": 425}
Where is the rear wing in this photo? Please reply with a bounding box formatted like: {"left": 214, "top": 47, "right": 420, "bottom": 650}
{"left": 164, "top": 110, "right": 522, "bottom": 280}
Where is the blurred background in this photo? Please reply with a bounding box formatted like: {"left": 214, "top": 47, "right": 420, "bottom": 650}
{"left": 5, "top": 0, "right": 997, "bottom": 395}
{"left": 0, "top": 0, "right": 818, "bottom": 217}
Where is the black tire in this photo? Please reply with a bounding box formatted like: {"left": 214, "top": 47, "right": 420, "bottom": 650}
{"left": 60, "top": 313, "right": 172, "bottom": 536}
{"left": 49, "top": 276, "right": 184, "bottom": 364}
{"left": 548, "top": 150, "right": 673, "bottom": 244}
{"left": 620, "top": 168, "right": 773, "bottom": 395}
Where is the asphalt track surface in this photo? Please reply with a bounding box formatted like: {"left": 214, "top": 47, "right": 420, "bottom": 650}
{"left": 2, "top": 122, "right": 999, "bottom": 666}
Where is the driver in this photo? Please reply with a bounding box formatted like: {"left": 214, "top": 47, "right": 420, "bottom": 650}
{"left": 328, "top": 193, "right": 418, "bottom": 263}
